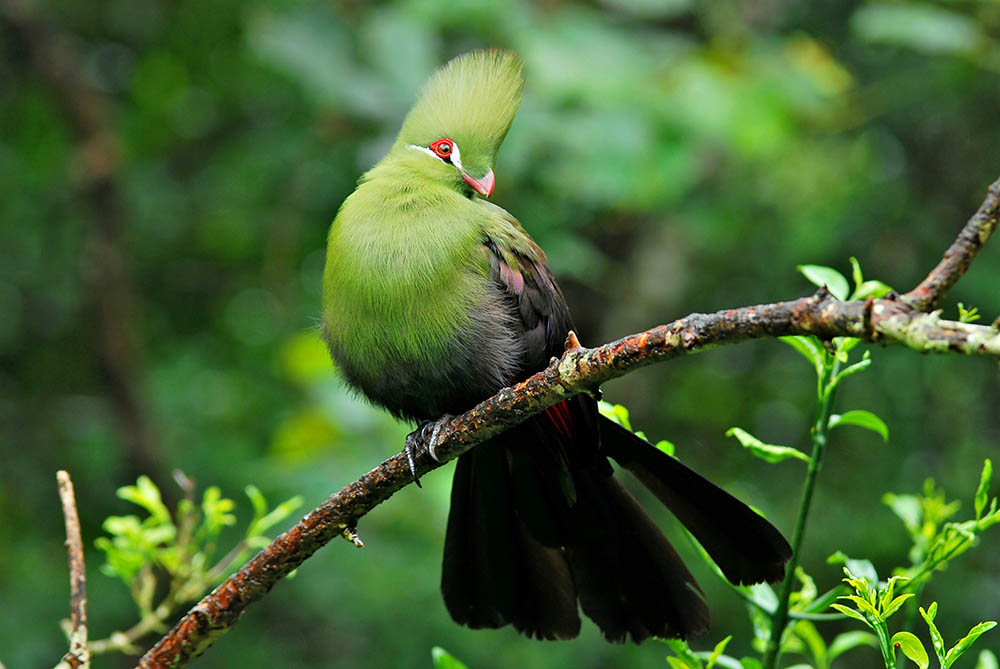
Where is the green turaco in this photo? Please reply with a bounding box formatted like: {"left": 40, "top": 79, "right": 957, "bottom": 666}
{"left": 322, "top": 49, "right": 791, "bottom": 642}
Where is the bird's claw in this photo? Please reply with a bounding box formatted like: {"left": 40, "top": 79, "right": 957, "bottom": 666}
{"left": 404, "top": 429, "right": 424, "bottom": 488}
{"left": 426, "top": 417, "right": 451, "bottom": 462}
{"left": 403, "top": 414, "right": 454, "bottom": 487}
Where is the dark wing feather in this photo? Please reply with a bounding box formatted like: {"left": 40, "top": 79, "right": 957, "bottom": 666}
{"left": 442, "top": 230, "right": 587, "bottom": 638}
{"left": 476, "top": 230, "right": 713, "bottom": 641}
{"left": 483, "top": 235, "right": 572, "bottom": 373}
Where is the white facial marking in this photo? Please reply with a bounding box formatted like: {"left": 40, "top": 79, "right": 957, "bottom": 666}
{"left": 408, "top": 141, "right": 463, "bottom": 170}
{"left": 409, "top": 144, "right": 437, "bottom": 160}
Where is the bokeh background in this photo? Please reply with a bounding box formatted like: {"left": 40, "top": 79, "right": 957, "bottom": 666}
{"left": 2, "top": 0, "right": 999, "bottom": 667}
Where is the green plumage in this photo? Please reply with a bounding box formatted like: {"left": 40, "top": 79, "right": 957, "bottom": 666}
{"left": 322, "top": 49, "right": 791, "bottom": 643}
{"left": 394, "top": 50, "right": 523, "bottom": 179}
{"left": 322, "top": 50, "right": 532, "bottom": 419}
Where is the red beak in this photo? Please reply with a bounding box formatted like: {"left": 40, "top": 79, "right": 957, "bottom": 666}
{"left": 462, "top": 168, "right": 495, "bottom": 197}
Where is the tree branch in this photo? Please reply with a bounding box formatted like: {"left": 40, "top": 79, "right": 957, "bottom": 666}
{"left": 137, "top": 179, "right": 1000, "bottom": 667}
{"left": 903, "top": 177, "right": 1000, "bottom": 310}
{"left": 56, "top": 471, "right": 90, "bottom": 669}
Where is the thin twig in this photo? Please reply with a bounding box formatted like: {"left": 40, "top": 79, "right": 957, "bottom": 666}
{"left": 138, "top": 177, "right": 1000, "bottom": 668}
{"left": 904, "top": 177, "right": 1000, "bottom": 310}
{"left": 89, "top": 608, "right": 170, "bottom": 656}
{"left": 56, "top": 471, "right": 90, "bottom": 669}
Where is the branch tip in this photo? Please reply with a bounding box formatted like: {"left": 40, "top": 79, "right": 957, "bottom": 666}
{"left": 564, "top": 330, "right": 583, "bottom": 351}
{"left": 341, "top": 527, "right": 364, "bottom": 548}
{"left": 56, "top": 470, "right": 90, "bottom": 669}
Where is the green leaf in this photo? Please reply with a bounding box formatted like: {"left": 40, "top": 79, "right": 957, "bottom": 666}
{"left": 706, "top": 636, "right": 732, "bottom": 669}
{"left": 883, "top": 493, "right": 923, "bottom": 537}
{"left": 801, "top": 584, "right": 849, "bottom": 614}
{"left": 598, "top": 401, "right": 632, "bottom": 430}
{"left": 850, "top": 256, "right": 863, "bottom": 292}
{"left": 831, "top": 603, "right": 869, "bottom": 625}
{"left": 976, "top": 649, "right": 999, "bottom": 669}
{"left": 920, "top": 605, "right": 946, "bottom": 664}
{"left": 791, "top": 620, "right": 826, "bottom": 669}
{"left": 747, "top": 581, "right": 779, "bottom": 613}
{"left": 978, "top": 501, "right": 1000, "bottom": 529}
{"left": 828, "top": 410, "right": 889, "bottom": 442}
{"left": 835, "top": 336, "right": 861, "bottom": 356}
{"left": 200, "top": 486, "right": 237, "bottom": 536}
{"left": 102, "top": 514, "right": 143, "bottom": 537}
{"left": 828, "top": 631, "right": 878, "bottom": 661}
{"left": 891, "top": 631, "right": 929, "bottom": 669}
{"left": 854, "top": 280, "right": 894, "bottom": 300}
{"left": 247, "top": 495, "right": 304, "bottom": 537}
{"left": 725, "top": 427, "right": 811, "bottom": 464}
{"left": 975, "top": 459, "right": 993, "bottom": 521}
{"left": 851, "top": 3, "right": 985, "bottom": 56}
{"left": 740, "top": 660, "right": 763, "bottom": 669}
{"left": 793, "top": 565, "right": 817, "bottom": 605}
{"left": 878, "top": 574, "right": 902, "bottom": 610}
{"left": 117, "top": 476, "right": 171, "bottom": 524}
{"left": 944, "top": 621, "right": 998, "bottom": 668}
{"left": 665, "top": 638, "right": 702, "bottom": 668}
{"left": 841, "top": 594, "right": 879, "bottom": 620}
{"left": 655, "top": 439, "right": 676, "bottom": 456}
{"left": 699, "top": 656, "right": 744, "bottom": 669}
{"left": 883, "top": 593, "right": 915, "bottom": 619}
{"left": 245, "top": 484, "right": 267, "bottom": 522}
{"left": 828, "top": 553, "right": 879, "bottom": 586}
{"left": 831, "top": 351, "right": 872, "bottom": 386}
{"left": 798, "top": 264, "right": 850, "bottom": 300}
{"left": 957, "top": 302, "right": 981, "bottom": 323}
{"left": 779, "top": 335, "right": 826, "bottom": 377}
{"left": 431, "top": 646, "right": 469, "bottom": 669}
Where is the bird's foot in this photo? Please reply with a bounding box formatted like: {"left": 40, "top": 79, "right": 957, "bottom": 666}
{"left": 403, "top": 414, "right": 454, "bottom": 487}
{"left": 425, "top": 414, "right": 454, "bottom": 462}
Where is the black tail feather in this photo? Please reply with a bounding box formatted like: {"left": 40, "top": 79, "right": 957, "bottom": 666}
{"left": 599, "top": 416, "right": 792, "bottom": 585}
{"left": 567, "top": 473, "right": 710, "bottom": 642}
{"left": 440, "top": 402, "right": 792, "bottom": 643}
{"left": 441, "top": 407, "right": 728, "bottom": 643}
{"left": 441, "top": 437, "right": 580, "bottom": 639}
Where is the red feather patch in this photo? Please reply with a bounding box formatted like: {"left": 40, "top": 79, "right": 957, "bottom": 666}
{"left": 544, "top": 401, "right": 574, "bottom": 440}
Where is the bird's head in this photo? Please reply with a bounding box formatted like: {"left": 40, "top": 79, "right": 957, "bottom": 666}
{"left": 391, "top": 49, "right": 523, "bottom": 198}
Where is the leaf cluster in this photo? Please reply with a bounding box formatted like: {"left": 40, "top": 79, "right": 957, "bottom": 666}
{"left": 91, "top": 475, "right": 302, "bottom": 654}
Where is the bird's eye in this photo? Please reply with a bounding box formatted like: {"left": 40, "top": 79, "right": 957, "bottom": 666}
{"left": 430, "top": 138, "right": 454, "bottom": 160}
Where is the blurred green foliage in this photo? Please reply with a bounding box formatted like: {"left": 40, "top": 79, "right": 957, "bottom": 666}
{"left": 1, "top": 0, "right": 999, "bottom": 667}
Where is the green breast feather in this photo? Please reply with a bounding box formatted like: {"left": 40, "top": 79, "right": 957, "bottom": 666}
{"left": 322, "top": 167, "right": 494, "bottom": 374}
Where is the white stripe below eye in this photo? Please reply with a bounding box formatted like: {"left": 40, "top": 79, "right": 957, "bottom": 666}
{"left": 409, "top": 144, "right": 436, "bottom": 159}
{"left": 408, "top": 142, "right": 463, "bottom": 170}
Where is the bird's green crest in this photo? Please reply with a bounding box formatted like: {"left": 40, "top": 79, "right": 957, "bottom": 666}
{"left": 393, "top": 49, "right": 523, "bottom": 174}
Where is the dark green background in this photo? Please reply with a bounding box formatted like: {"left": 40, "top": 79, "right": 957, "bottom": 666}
{"left": 1, "top": 0, "right": 998, "bottom": 667}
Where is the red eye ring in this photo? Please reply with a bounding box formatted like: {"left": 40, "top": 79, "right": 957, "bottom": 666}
{"left": 430, "top": 138, "right": 454, "bottom": 160}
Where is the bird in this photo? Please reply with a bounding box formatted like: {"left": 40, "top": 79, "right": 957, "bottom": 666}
{"left": 321, "top": 49, "right": 792, "bottom": 643}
